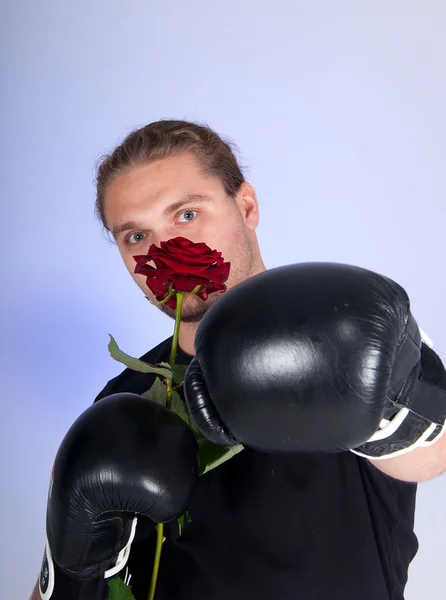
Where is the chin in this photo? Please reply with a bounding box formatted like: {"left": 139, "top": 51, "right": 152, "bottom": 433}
{"left": 151, "top": 274, "right": 246, "bottom": 323}
{"left": 180, "top": 293, "right": 220, "bottom": 323}
{"left": 152, "top": 292, "right": 215, "bottom": 323}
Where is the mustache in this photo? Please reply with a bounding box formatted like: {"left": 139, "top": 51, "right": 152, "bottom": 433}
{"left": 145, "top": 292, "right": 216, "bottom": 323}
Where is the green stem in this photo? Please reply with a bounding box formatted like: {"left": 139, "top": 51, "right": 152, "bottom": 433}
{"left": 166, "top": 293, "right": 184, "bottom": 410}
{"left": 148, "top": 523, "right": 164, "bottom": 600}
{"left": 148, "top": 291, "right": 186, "bottom": 599}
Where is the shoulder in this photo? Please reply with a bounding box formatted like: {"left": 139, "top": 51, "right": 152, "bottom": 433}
{"left": 93, "top": 336, "right": 172, "bottom": 403}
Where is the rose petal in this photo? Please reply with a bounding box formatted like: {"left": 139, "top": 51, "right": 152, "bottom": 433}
{"left": 133, "top": 237, "right": 231, "bottom": 302}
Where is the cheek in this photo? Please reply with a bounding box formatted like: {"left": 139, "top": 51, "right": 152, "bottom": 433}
{"left": 119, "top": 249, "right": 155, "bottom": 294}
{"left": 204, "top": 220, "right": 237, "bottom": 251}
{"left": 122, "top": 254, "right": 135, "bottom": 274}
{"left": 214, "top": 223, "right": 246, "bottom": 261}
{"left": 128, "top": 264, "right": 152, "bottom": 295}
{"left": 118, "top": 248, "right": 141, "bottom": 279}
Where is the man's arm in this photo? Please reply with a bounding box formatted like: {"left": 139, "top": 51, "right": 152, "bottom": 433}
{"left": 370, "top": 430, "right": 446, "bottom": 482}
{"left": 29, "top": 579, "right": 40, "bottom": 600}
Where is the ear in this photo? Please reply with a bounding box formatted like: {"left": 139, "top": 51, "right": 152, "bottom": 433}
{"left": 236, "top": 182, "right": 260, "bottom": 231}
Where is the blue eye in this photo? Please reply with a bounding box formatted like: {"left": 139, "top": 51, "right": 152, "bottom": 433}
{"left": 127, "top": 232, "right": 146, "bottom": 244}
{"left": 178, "top": 210, "right": 197, "bottom": 222}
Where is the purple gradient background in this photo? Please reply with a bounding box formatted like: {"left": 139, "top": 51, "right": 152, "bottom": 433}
{"left": 1, "top": 2, "right": 445, "bottom": 598}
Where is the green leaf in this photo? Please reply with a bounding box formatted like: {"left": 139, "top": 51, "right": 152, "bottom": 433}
{"left": 171, "top": 390, "right": 190, "bottom": 426}
{"left": 157, "top": 361, "right": 171, "bottom": 370}
{"left": 108, "top": 577, "right": 136, "bottom": 600}
{"left": 177, "top": 510, "right": 192, "bottom": 537}
{"left": 177, "top": 514, "right": 185, "bottom": 536}
{"left": 171, "top": 364, "right": 189, "bottom": 384}
{"left": 187, "top": 416, "right": 202, "bottom": 440}
{"left": 168, "top": 382, "right": 202, "bottom": 439}
{"left": 198, "top": 439, "right": 245, "bottom": 475}
{"left": 108, "top": 335, "right": 171, "bottom": 378}
{"left": 156, "top": 362, "right": 188, "bottom": 385}
{"left": 142, "top": 377, "right": 167, "bottom": 408}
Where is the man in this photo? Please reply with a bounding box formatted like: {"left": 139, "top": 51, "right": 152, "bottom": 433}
{"left": 31, "top": 119, "right": 446, "bottom": 599}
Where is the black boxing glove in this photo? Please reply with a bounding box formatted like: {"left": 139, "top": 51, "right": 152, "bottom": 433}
{"left": 352, "top": 329, "right": 446, "bottom": 459}
{"left": 183, "top": 262, "right": 446, "bottom": 459}
{"left": 39, "top": 393, "right": 198, "bottom": 599}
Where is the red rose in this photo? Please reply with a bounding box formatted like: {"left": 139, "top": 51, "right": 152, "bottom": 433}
{"left": 134, "top": 237, "right": 231, "bottom": 309}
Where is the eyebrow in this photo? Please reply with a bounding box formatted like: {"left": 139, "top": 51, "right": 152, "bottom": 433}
{"left": 111, "top": 194, "right": 211, "bottom": 239}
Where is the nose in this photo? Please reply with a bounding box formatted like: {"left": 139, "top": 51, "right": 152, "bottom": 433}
{"left": 154, "top": 231, "right": 198, "bottom": 246}
{"left": 151, "top": 228, "right": 177, "bottom": 246}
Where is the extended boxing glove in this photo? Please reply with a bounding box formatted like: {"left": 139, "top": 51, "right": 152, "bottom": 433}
{"left": 183, "top": 262, "right": 446, "bottom": 459}
{"left": 38, "top": 393, "right": 199, "bottom": 599}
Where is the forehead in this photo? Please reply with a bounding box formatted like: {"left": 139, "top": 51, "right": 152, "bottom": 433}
{"left": 104, "top": 152, "right": 217, "bottom": 215}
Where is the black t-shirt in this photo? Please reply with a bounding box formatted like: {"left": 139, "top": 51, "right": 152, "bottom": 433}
{"left": 94, "top": 336, "right": 419, "bottom": 600}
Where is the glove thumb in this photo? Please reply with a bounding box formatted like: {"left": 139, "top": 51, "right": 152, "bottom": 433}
{"left": 184, "top": 357, "right": 239, "bottom": 447}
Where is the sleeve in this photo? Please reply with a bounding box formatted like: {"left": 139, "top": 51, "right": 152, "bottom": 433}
{"left": 93, "top": 375, "right": 123, "bottom": 404}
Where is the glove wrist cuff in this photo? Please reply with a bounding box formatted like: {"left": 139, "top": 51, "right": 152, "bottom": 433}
{"left": 39, "top": 532, "right": 132, "bottom": 599}
{"left": 351, "top": 341, "right": 446, "bottom": 460}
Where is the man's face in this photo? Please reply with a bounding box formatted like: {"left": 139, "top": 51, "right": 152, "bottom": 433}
{"left": 103, "top": 152, "right": 261, "bottom": 323}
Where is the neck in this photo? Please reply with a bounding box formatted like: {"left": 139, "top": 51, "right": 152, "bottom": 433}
{"left": 178, "top": 321, "right": 199, "bottom": 357}
{"left": 178, "top": 260, "right": 267, "bottom": 357}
